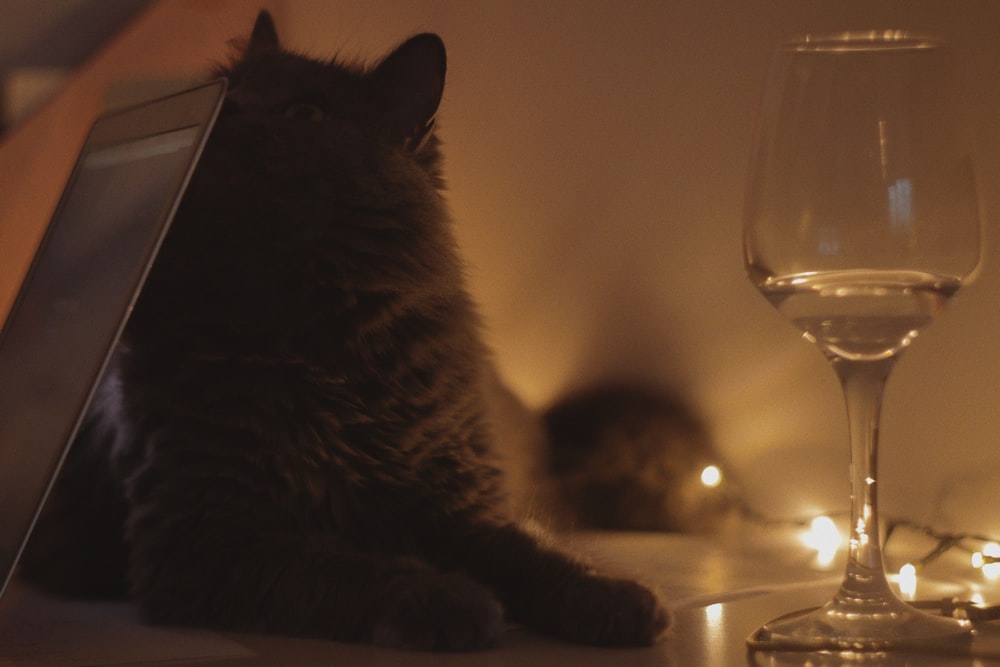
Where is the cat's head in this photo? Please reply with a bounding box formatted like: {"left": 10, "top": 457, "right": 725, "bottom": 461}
{"left": 136, "top": 13, "right": 464, "bottom": 343}
{"left": 220, "top": 11, "right": 446, "bottom": 172}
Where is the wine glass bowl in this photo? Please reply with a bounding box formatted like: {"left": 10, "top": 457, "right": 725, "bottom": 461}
{"left": 744, "top": 32, "right": 980, "bottom": 289}
{"left": 744, "top": 31, "right": 981, "bottom": 653}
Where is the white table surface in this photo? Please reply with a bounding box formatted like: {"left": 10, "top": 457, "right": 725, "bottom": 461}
{"left": 4, "top": 529, "right": 1000, "bottom": 666}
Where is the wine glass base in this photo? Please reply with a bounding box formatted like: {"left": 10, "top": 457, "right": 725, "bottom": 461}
{"left": 747, "top": 600, "right": 975, "bottom": 655}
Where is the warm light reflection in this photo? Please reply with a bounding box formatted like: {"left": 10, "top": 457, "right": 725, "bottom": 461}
{"left": 802, "top": 515, "right": 841, "bottom": 566}
{"left": 898, "top": 563, "right": 917, "bottom": 600}
{"left": 703, "top": 603, "right": 725, "bottom": 667}
{"left": 705, "top": 602, "right": 723, "bottom": 625}
{"left": 700, "top": 465, "right": 722, "bottom": 488}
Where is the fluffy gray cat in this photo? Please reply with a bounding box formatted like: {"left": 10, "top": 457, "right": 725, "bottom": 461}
{"left": 20, "top": 12, "right": 669, "bottom": 651}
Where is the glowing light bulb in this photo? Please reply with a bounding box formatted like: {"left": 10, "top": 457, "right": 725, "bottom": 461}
{"left": 802, "top": 515, "right": 841, "bottom": 566}
{"left": 983, "top": 543, "right": 1000, "bottom": 580}
{"left": 897, "top": 563, "right": 917, "bottom": 600}
{"left": 700, "top": 465, "right": 722, "bottom": 488}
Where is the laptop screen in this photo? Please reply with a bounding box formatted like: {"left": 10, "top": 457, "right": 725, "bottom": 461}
{"left": 0, "top": 79, "right": 226, "bottom": 598}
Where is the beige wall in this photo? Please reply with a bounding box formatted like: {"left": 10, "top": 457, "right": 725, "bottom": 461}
{"left": 3, "top": 0, "right": 999, "bottom": 531}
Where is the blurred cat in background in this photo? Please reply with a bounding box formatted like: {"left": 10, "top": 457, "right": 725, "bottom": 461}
{"left": 541, "top": 383, "right": 732, "bottom": 532}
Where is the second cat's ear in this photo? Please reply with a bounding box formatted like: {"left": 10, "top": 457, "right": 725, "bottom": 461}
{"left": 369, "top": 33, "right": 446, "bottom": 151}
{"left": 247, "top": 10, "right": 281, "bottom": 56}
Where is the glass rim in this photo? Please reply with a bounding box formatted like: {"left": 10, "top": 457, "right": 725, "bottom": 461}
{"left": 781, "top": 30, "right": 943, "bottom": 53}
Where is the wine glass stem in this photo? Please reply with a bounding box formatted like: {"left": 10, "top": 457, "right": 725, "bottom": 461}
{"left": 831, "top": 355, "right": 898, "bottom": 606}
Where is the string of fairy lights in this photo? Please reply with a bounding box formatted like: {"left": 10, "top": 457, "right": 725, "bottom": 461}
{"left": 697, "top": 463, "right": 1000, "bottom": 608}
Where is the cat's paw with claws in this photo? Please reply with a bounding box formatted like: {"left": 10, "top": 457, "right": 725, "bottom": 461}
{"left": 371, "top": 572, "right": 504, "bottom": 651}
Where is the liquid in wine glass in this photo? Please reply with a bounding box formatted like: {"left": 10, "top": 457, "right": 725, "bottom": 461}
{"left": 759, "top": 269, "right": 960, "bottom": 362}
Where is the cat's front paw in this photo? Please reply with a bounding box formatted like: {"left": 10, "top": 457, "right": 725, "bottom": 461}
{"left": 371, "top": 572, "right": 504, "bottom": 651}
{"left": 549, "top": 575, "right": 669, "bottom": 647}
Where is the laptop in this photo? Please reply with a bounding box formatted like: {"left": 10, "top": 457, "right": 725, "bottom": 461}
{"left": 0, "top": 78, "right": 227, "bottom": 600}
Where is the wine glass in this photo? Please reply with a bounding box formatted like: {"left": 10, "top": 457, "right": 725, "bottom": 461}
{"left": 743, "top": 32, "right": 981, "bottom": 653}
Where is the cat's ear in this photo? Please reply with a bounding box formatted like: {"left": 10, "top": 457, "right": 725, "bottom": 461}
{"left": 369, "top": 33, "right": 446, "bottom": 151}
{"left": 247, "top": 10, "right": 281, "bottom": 56}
